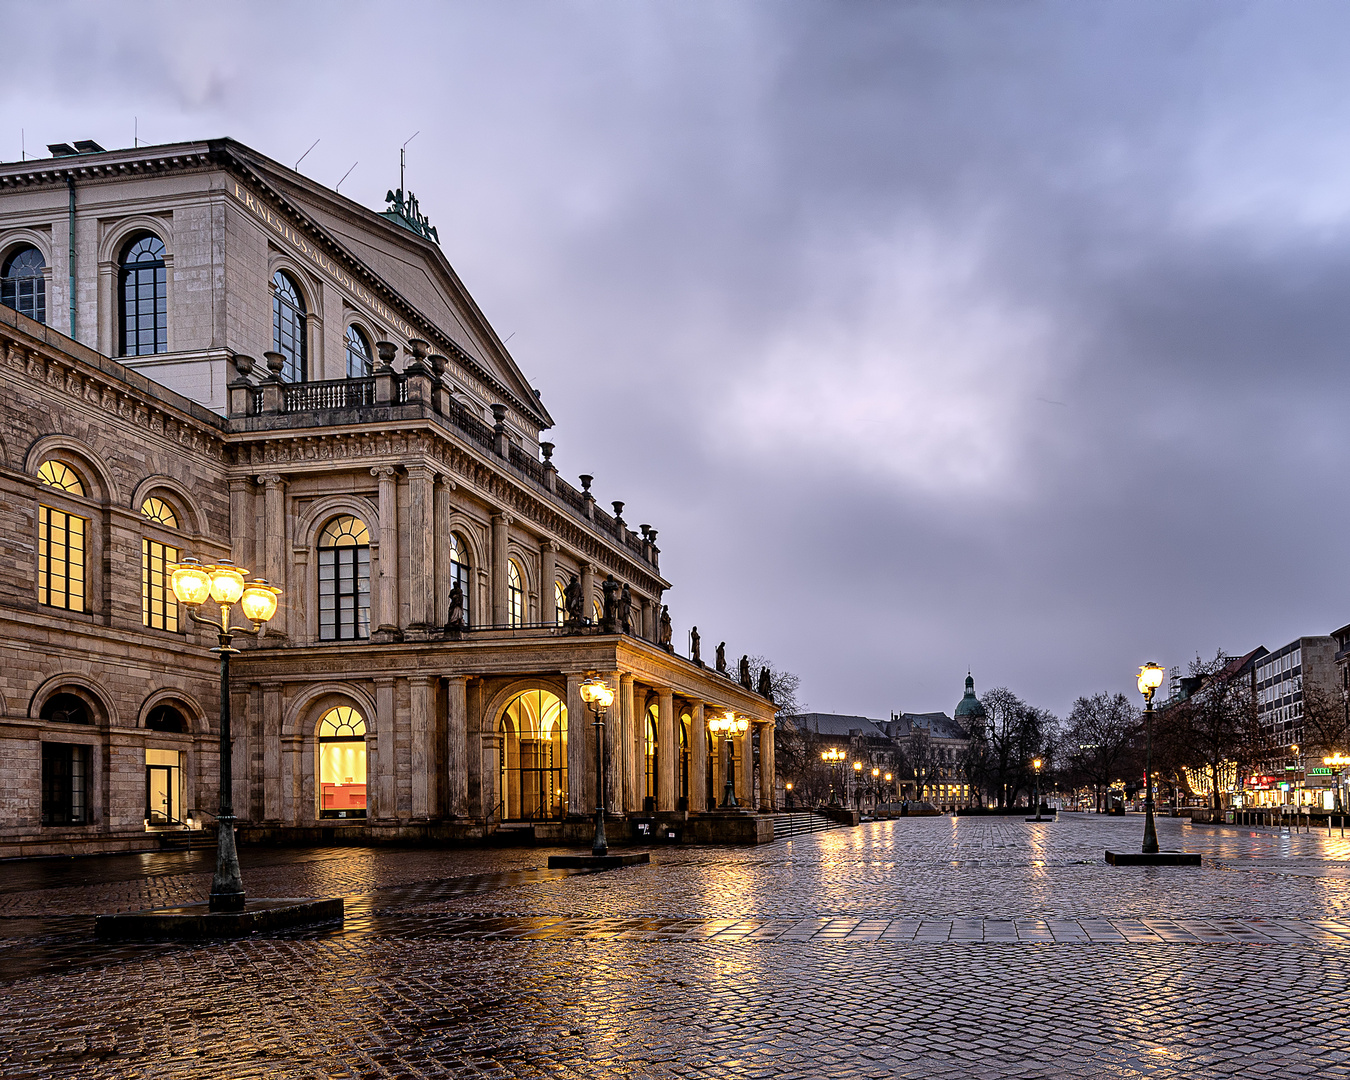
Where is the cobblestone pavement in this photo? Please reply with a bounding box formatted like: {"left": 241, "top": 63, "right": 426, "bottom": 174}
{"left": 2, "top": 814, "right": 1349, "bottom": 1078}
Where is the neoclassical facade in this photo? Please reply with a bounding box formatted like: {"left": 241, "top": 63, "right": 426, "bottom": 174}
{"left": 0, "top": 138, "right": 776, "bottom": 857}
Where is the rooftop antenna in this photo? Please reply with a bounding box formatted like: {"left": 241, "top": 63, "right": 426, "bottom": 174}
{"left": 134, "top": 117, "right": 138, "bottom": 148}
{"left": 335, "top": 161, "right": 358, "bottom": 192}
{"left": 294, "top": 138, "right": 320, "bottom": 171}
{"left": 20, "top": 128, "right": 24, "bottom": 161}
{"left": 400, "top": 131, "right": 419, "bottom": 193}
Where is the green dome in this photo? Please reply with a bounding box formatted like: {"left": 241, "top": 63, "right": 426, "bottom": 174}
{"left": 954, "top": 674, "right": 986, "bottom": 720}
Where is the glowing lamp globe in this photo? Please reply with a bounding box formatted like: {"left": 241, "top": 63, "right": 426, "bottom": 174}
{"left": 170, "top": 558, "right": 212, "bottom": 607}
{"left": 579, "top": 678, "right": 614, "bottom": 709}
{"left": 1137, "top": 662, "right": 1165, "bottom": 697}
{"left": 240, "top": 580, "right": 281, "bottom": 625}
{"left": 209, "top": 562, "right": 247, "bottom": 606}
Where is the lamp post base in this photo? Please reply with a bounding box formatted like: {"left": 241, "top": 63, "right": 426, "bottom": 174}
{"left": 208, "top": 814, "right": 246, "bottom": 913}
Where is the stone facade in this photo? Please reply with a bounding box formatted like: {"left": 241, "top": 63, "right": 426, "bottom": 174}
{"left": 0, "top": 138, "right": 776, "bottom": 856}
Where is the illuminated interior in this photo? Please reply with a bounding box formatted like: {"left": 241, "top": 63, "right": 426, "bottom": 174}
{"left": 498, "top": 689, "right": 568, "bottom": 820}
{"left": 318, "top": 705, "right": 368, "bottom": 818}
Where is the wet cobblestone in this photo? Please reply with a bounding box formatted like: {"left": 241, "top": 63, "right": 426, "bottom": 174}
{"left": 1, "top": 815, "right": 1348, "bottom": 1078}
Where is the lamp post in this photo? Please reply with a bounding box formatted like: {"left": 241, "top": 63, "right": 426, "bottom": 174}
{"left": 884, "top": 772, "right": 893, "bottom": 804}
{"left": 710, "top": 712, "right": 749, "bottom": 808}
{"left": 1031, "top": 758, "right": 1043, "bottom": 821}
{"left": 169, "top": 557, "right": 281, "bottom": 912}
{"left": 853, "top": 760, "right": 864, "bottom": 812}
{"left": 872, "top": 767, "right": 880, "bottom": 812}
{"left": 1137, "top": 661, "right": 1165, "bottom": 854}
{"left": 785, "top": 782, "right": 794, "bottom": 811}
{"left": 821, "top": 747, "right": 846, "bottom": 806}
{"left": 579, "top": 676, "right": 615, "bottom": 856}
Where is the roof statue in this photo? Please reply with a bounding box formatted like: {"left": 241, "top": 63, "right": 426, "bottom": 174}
{"left": 382, "top": 187, "right": 440, "bottom": 245}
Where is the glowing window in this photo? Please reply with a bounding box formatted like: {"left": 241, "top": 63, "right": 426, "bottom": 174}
{"left": 318, "top": 706, "right": 367, "bottom": 819}
{"left": 646, "top": 703, "right": 658, "bottom": 800}
{"left": 142, "top": 538, "right": 179, "bottom": 631}
{"left": 38, "top": 461, "right": 84, "bottom": 495}
{"left": 554, "top": 580, "right": 565, "bottom": 626}
{"left": 508, "top": 560, "right": 524, "bottom": 627}
{"left": 38, "top": 505, "right": 86, "bottom": 611}
{"left": 498, "top": 690, "right": 568, "bottom": 821}
{"left": 140, "top": 497, "right": 178, "bottom": 528}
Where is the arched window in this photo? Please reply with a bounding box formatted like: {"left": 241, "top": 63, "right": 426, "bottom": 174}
{"left": 272, "top": 271, "right": 307, "bottom": 382}
{"left": 318, "top": 706, "right": 367, "bottom": 818}
{"left": 645, "top": 703, "right": 659, "bottom": 804}
{"left": 140, "top": 497, "right": 179, "bottom": 632}
{"left": 679, "top": 712, "right": 691, "bottom": 806}
{"left": 450, "top": 533, "right": 472, "bottom": 626}
{"left": 318, "top": 516, "right": 370, "bottom": 641}
{"left": 36, "top": 460, "right": 87, "bottom": 612}
{"left": 593, "top": 599, "right": 603, "bottom": 626}
{"left": 498, "top": 689, "right": 568, "bottom": 821}
{"left": 2, "top": 245, "right": 45, "bottom": 324}
{"left": 40, "top": 692, "right": 91, "bottom": 725}
{"left": 145, "top": 703, "right": 187, "bottom": 733}
{"left": 119, "top": 234, "right": 167, "bottom": 356}
{"left": 345, "top": 325, "right": 373, "bottom": 378}
{"left": 508, "top": 560, "right": 524, "bottom": 627}
{"left": 554, "top": 580, "right": 565, "bottom": 627}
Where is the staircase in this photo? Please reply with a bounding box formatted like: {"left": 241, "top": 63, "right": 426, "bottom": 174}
{"left": 771, "top": 811, "right": 850, "bottom": 841}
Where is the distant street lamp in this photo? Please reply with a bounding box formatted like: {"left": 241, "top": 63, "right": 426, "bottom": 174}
{"left": 1137, "top": 662, "right": 1166, "bottom": 854}
{"left": 169, "top": 557, "right": 281, "bottom": 911}
{"left": 853, "top": 760, "right": 864, "bottom": 811}
{"left": 785, "top": 781, "right": 794, "bottom": 811}
{"left": 821, "top": 747, "right": 847, "bottom": 807}
{"left": 711, "top": 712, "right": 750, "bottom": 808}
{"left": 1031, "top": 758, "right": 1044, "bottom": 822}
{"left": 884, "top": 772, "right": 893, "bottom": 803}
{"left": 579, "top": 676, "right": 615, "bottom": 856}
{"left": 872, "top": 767, "right": 880, "bottom": 811}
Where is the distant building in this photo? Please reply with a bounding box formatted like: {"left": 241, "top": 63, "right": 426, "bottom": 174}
{"left": 1254, "top": 637, "right": 1337, "bottom": 801}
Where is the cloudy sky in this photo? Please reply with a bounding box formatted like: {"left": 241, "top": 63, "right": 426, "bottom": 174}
{"left": 6, "top": 1, "right": 1350, "bottom": 720}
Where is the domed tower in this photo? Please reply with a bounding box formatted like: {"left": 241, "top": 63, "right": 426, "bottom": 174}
{"left": 954, "top": 673, "right": 986, "bottom": 730}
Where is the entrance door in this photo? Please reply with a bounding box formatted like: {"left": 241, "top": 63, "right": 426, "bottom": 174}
{"left": 145, "top": 748, "right": 182, "bottom": 825}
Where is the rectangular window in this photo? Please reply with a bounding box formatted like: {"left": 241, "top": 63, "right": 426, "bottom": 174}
{"left": 37, "top": 504, "right": 86, "bottom": 611}
{"left": 145, "top": 748, "right": 182, "bottom": 825}
{"left": 142, "top": 538, "right": 179, "bottom": 631}
{"left": 318, "top": 546, "right": 371, "bottom": 640}
{"left": 450, "top": 560, "right": 472, "bottom": 626}
{"left": 41, "top": 743, "right": 90, "bottom": 826}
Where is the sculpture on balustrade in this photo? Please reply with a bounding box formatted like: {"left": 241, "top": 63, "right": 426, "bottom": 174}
{"left": 563, "top": 574, "right": 585, "bottom": 629}
{"left": 618, "top": 584, "right": 634, "bottom": 635}
{"left": 601, "top": 575, "right": 620, "bottom": 633}
{"left": 716, "top": 642, "right": 727, "bottom": 675}
{"left": 758, "top": 665, "right": 774, "bottom": 702}
{"left": 445, "top": 581, "right": 466, "bottom": 639}
{"left": 658, "top": 605, "right": 673, "bottom": 651}
{"left": 690, "top": 625, "right": 702, "bottom": 666}
{"left": 739, "top": 654, "right": 752, "bottom": 689}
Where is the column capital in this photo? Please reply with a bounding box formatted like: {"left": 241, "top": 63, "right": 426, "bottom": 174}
{"left": 228, "top": 476, "right": 256, "bottom": 493}
{"left": 371, "top": 465, "right": 399, "bottom": 481}
{"left": 256, "top": 472, "right": 285, "bottom": 487}
{"left": 437, "top": 473, "right": 458, "bottom": 491}
{"left": 545, "top": 539, "right": 560, "bottom": 553}
{"left": 405, "top": 463, "right": 437, "bottom": 480}
{"left": 491, "top": 509, "right": 515, "bottom": 526}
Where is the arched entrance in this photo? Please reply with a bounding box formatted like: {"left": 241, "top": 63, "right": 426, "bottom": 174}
{"left": 645, "top": 702, "right": 659, "bottom": 810}
{"left": 679, "top": 712, "right": 691, "bottom": 810}
{"left": 498, "top": 689, "right": 568, "bottom": 821}
{"left": 317, "top": 706, "right": 368, "bottom": 819}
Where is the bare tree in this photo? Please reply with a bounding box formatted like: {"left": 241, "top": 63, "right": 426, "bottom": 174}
{"left": 905, "top": 726, "right": 936, "bottom": 802}
{"left": 1168, "top": 651, "right": 1265, "bottom": 812}
{"left": 1063, "top": 692, "right": 1139, "bottom": 813}
{"left": 1301, "top": 681, "right": 1350, "bottom": 761}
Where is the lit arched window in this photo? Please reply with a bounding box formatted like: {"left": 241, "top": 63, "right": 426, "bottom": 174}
{"left": 119, "top": 234, "right": 167, "bottom": 356}
{"left": 2, "top": 245, "right": 45, "bottom": 324}
{"left": 272, "top": 271, "right": 307, "bottom": 382}
{"left": 345, "top": 325, "right": 373, "bottom": 378}
{"left": 645, "top": 703, "right": 659, "bottom": 802}
{"left": 450, "top": 533, "right": 472, "bottom": 626}
{"left": 140, "top": 497, "right": 180, "bottom": 632}
{"left": 36, "top": 460, "right": 87, "bottom": 612}
{"left": 508, "top": 560, "right": 524, "bottom": 627}
{"left": 318, "top": 516, "right": 370, "bottom": 640}
{"left": 498, "top": 689, "right": 568, "bottom": 821}
{"left": 680, "top": 712, "right": 691, "bottom": 805}
{"left": 318, "top": 706, "right": 367, "bottom": 818}
{"left": 554, "top": 580, "right": 565, "bottom": 626}
{"left": 593, "top": 599, "right": 602, "bottom": 626}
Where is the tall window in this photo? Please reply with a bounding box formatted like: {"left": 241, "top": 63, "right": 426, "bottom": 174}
{"left": 1, "top": 245, "right": 45, "bottom": 324}
{"left": 554, "top": 580, "right": 565, "bottom": 626}
{"left": 119, "top": 234, "right": 167, "bottom": 356}
{"left": 42, "top": 743, "right": 90, "bottom": 826}
{"left": 318, "top": 706, "right": 367, "bottom": 818}
{"left": 498, "top": 690, "right": 568, "bottom": 821}
{"left": 680, "top": 713, "right": 691, "bottom": 805}
{"left": 272, "top": 271, "right": 307, "bottom": 382}
{"left": 37, "top": 461, "right": 86, "bottom": 612}
{"left": 141, "top": 497, "right": 179, "bottom": 632}
{"left": 508, "top": 560, "right": 524, "bottom": 627}
{"left": 645, "top": 703, "right": 659, "bottom": 802}
{"left": 318, "top": 516, "right": 370, "bottom": 641}
{"left": 450, "top": 533, "right": 472, "bottom": 626}
{"left": 345, "top": 325, "right": 373, "bottom": 377}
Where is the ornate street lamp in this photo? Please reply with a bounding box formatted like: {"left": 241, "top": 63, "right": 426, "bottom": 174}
{"left": 821, "top": 747, "right": 847, "bottom": 807}
{"left": 710, "top": 712, "right": 750, "bottom": 808}
{"left": 169, "top": 557, "right": 281, "bottom": 911}
{"left": 1137, "top": 661, "right": 1166, "bottom": 854}
{"left": 1031, "top": 758, "right": 1044, "bottom": 822}
{"left": 872, "top": 766, "right": 880, "bottom": 811}
{"left": 853, "top": 760, "right": 864, "bottom": 811}
{"left": 579, "top": 676, "right": 615, "bottom": 856}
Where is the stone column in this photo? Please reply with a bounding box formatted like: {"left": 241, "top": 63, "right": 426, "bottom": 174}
{"left": 540, "top": 541, "right": 558, "bottom": 626}
{"left": 657, "top": 687, "right": 676, "bottom": 812}
{"left": 566, "top": 672, "right": 587, "bottom": 817}
{"left": 371, "top": 466, "right": 400, "bottom": 636}
{"left": 690, "top": 702, "right": 708, "bottom": 813}
{"left": 580, "top": 563, "right": 595, "bottom": 622}
{"left": 736, "top": 725, "right": 752, "bottom": 806}
{"left": 491, "top": 511, "right": 511, "bottom": 626}
{"left": 759, "top": 722, "right": 776, "bottom": 811}
{"left": 602, "top": 671, "right": 623, "bottom": 816}
{"left": 406, "top": 464, "right": 436, "bottom": 630}
{"left": 262, "top": 684, "right": 283, "bottom": 822}
{"left": 372, "top": 677, "right": 396, "bottom": 821}
{"left": 445, "top": 675, "right": 469, "bottom": 818}
{"left": 410, "top": 675, "right": 435, "bottom": 818}
{"left": 228, "top": 477, "right": 254, "bottom": 570}
{"left": 620, "top": 674, "right": 636, "bottom": 812}
{"left": 257, "top": 473, "right": 287, "bottom": 623}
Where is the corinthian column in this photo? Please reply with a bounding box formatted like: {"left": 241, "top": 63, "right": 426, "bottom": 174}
{"left": 406, "top": 464, "right": 436, "bottom": 629}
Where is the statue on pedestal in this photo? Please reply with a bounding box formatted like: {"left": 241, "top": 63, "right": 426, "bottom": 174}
{"left": 445, "top": 581, "right": 466, "bottom": 639}
{"left": 757, "top": 665, "right": 774, "bottom": 702}
{"left": 716, "top": 642, "right": 727, "bottom": 675}
{"left": 690, "top": 625, "right": 702, "bottom": 666}
{"left": 563, "top": 574, "right": 585, "bottom": 629}
{"left": 618, "top": 584, "right": 634, "bottom": 635}
{"left": 739, "top": 655, "right": 752, "bottom": 689}
{"left": 601, "top": 575, "right": 619, "bottom": 633}
{"left": 658, "top": 605, "right": 673, "bottom": 651}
